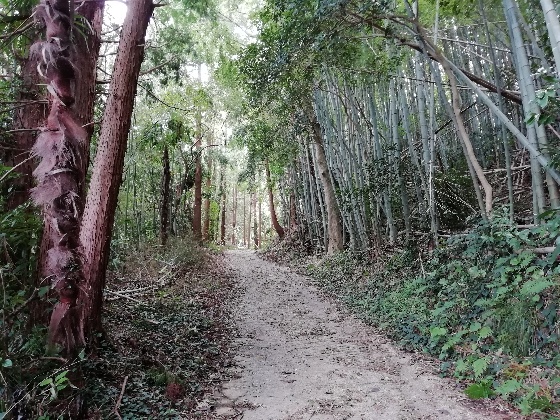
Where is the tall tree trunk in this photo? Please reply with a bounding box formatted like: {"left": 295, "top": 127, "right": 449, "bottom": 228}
{"left": 202, "top": 144, "right": 212, "bottom": 242}
{"left": 258, "top": 196, "right": 262, "bottom": 247}
{"left": 247, "top": 192, "right": 252, "bottom": 246}
{"left": 265, "top": 159, "right": 285, "bottom": 239}
{"left": 33, "top": 0, "right": 104, "bottom": 327}
{"left": 74, "top": 0, "right": 105, "bottom": 175}
{"left": 160, "top": 144, "right": 170, "bottom": 245}
{"left": 504, "top": 0, "right": 559, "bottom": 211}
{"left": 243, "top": 192, "right": 246, "bottom": 245}
{"left": 480, "top": 0, "right": 514, "bottom": 221}
{"left": 30, "top": 0, "right": 89, "bottom": 351}
{"left": 389, "top": 77, "right": 411, "bottom": 239}
{"left": 252, "top": 193, "right": 258, "bottom": 248}
{"left": 192, "top": 106, "right": 202, "bottom": 241}
{"left": 78, "top": 0, "right": 154, "bottom": 341}
{"left": 219, "top": 170, "right": 226, "bottom": 245}
{"left": 419, "top": 28, "right": 493, "bottom": 217}
{"left": 304, "top": 98, "right": 343, "bottom": 254}
{"left": 289, "top": 192, "right": 297, "bottom": 232}
{"left": 231, "top": 186, "right": 237, "bottom": 245}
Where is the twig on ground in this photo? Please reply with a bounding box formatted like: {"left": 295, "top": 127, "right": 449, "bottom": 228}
{"left": 113, "top": 375, "right": 129, "bottom": 420}
{"left": 105, "top": 289, "right": 143, "bottom": 304}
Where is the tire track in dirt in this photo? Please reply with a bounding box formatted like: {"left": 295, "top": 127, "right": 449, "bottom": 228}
{"left": 217, "top": 250, "right": 513, "bottom": 420}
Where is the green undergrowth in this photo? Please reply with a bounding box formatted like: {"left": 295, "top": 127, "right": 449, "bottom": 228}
{"left": 83, "top": 238, "right": 234, "bottom": 418}
{"left": 267, "top": 212, "right": 560, "bottom": 417}
{"left": 1, "top": 235, "right": 234, "bottom": 419}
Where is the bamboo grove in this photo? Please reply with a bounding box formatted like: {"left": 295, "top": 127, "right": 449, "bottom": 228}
{"left": 233, "top": 0, "right": 560, "bottom": 254}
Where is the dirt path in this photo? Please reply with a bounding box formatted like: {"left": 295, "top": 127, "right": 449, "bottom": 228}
{"left": 214, "top": 250, "right": 510, "bottom": 420}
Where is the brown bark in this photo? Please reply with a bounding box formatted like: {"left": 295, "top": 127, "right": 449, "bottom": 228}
{"left": 289, "top": 192, "right": 297, "bottom": 232}
{"left": 243, "top": 192, "right": 247, "bottom": 245}
{"left": 78, "top": 0, "right": 154, "bottom": 339}
{"left": 74, "top": 0, "right": 105, "bottom": 177}
{"left": 6, "top": 49, "right": 46, "bottom": 209}
{"left": 265, "top": 160, "right": 285, "bottom": 239}
{"left": 231, "top": 186, "right": 237, "bottom": 245}
{"left": 219, "top": 171, "right": 226, "bottom": 245}
{"left": 202, "top": 150, "right": 212, "bottom": 242}
{"left": 304, "top": 102, "right": 343, "bottom": 254}
{"left": 192, "top": 111, "right": 202, "bottom": 241}
{"left": 258, "top": 197, "right": 262, "bottom": 247}
{"left": 248, "top": 192, "right": 253, "bottom": 246}
{"left": 160, "top": 144, "right": 170, "bottom": 245}
{"left": 252, "top": 193, "right": 258, "bottom": 249}
{"left": 30, "top": 0, "right": 89, "bottom": 351}
{"left": 34, "top": 0, "right": 104, "bottom": 327}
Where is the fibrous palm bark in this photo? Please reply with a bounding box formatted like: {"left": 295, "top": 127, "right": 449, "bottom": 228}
{"left": 30, "top": 0, "right": 88, "bottom": 350}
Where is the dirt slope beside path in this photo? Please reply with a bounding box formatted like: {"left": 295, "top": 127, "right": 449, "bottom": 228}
{"left": 219, "top": 250, "right": 508, "bottom": 420}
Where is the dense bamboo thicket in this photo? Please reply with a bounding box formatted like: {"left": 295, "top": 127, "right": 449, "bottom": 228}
{"left": 238, "top": 0, "right": 560, "bottom": 254}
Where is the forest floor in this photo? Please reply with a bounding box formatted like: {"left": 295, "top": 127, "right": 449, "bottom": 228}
{"left": 213, "top": 249, "right": 520, "bottom": 420}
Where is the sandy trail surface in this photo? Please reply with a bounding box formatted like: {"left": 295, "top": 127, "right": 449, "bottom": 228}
{"left": 215, "top": 250, "right": 510, "bottom": 420}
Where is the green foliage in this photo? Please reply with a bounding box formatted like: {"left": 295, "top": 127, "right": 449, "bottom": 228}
{"left": 0, "top": 194, "right": 92, "bottom": 417}
{"left": 233, "top": 115, "right": 298, "bottom": 186}
{"left": 465, "top": 380, "right": 494, "bottom": 399}
{"left": 304, "top": 211, "right": 560, "bottom": 414}
{"left": 83, "top": 238, "right": 231, "bottom": 418}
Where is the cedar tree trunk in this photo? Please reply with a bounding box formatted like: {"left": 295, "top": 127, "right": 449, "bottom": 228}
{"left": 219, "top": 170, "right": 226, "bottom": 245}
{"left": 265, "top": 159, "right": 284, "bottom": 239}
{"left": 78, "top": 0, "right": 154, "bottom": 339}
{"left": 202, "top": 151, "right": 212, "bottom": 241}
{"left": 252, "top": 193, "right": 258, "bottom": 248}
{"left": 192, "top": 111, "right": 202, "bottom": 241}
{"left": 160, "top": 144, "right": 171, "bottom": 245}
{"left": 231, "top": 186, "right": 237, "bottom": 245}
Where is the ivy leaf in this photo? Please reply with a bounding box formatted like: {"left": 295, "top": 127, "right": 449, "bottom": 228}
{"left": 465, "top": 381, "right": 494, "bottom": 399}
{"left": 478, "top": 326, "right": 492, "bottom": 339}
{"left": 469, "top": 322, "right": 481, "bottom": 332}
{"left": 430, "top": 326, "right": 447, "bottom": 338}
{"left": 520, "top": 279, "right": 555, "bottom": 297}
{"left": 2, "top": 359, "right": 12, "bottom": 368}
{"left": 472, "top": 357, "right": 488, "bottom": 378}
{"left": 494, "top": 379, "right": 522, "bottom": 396}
